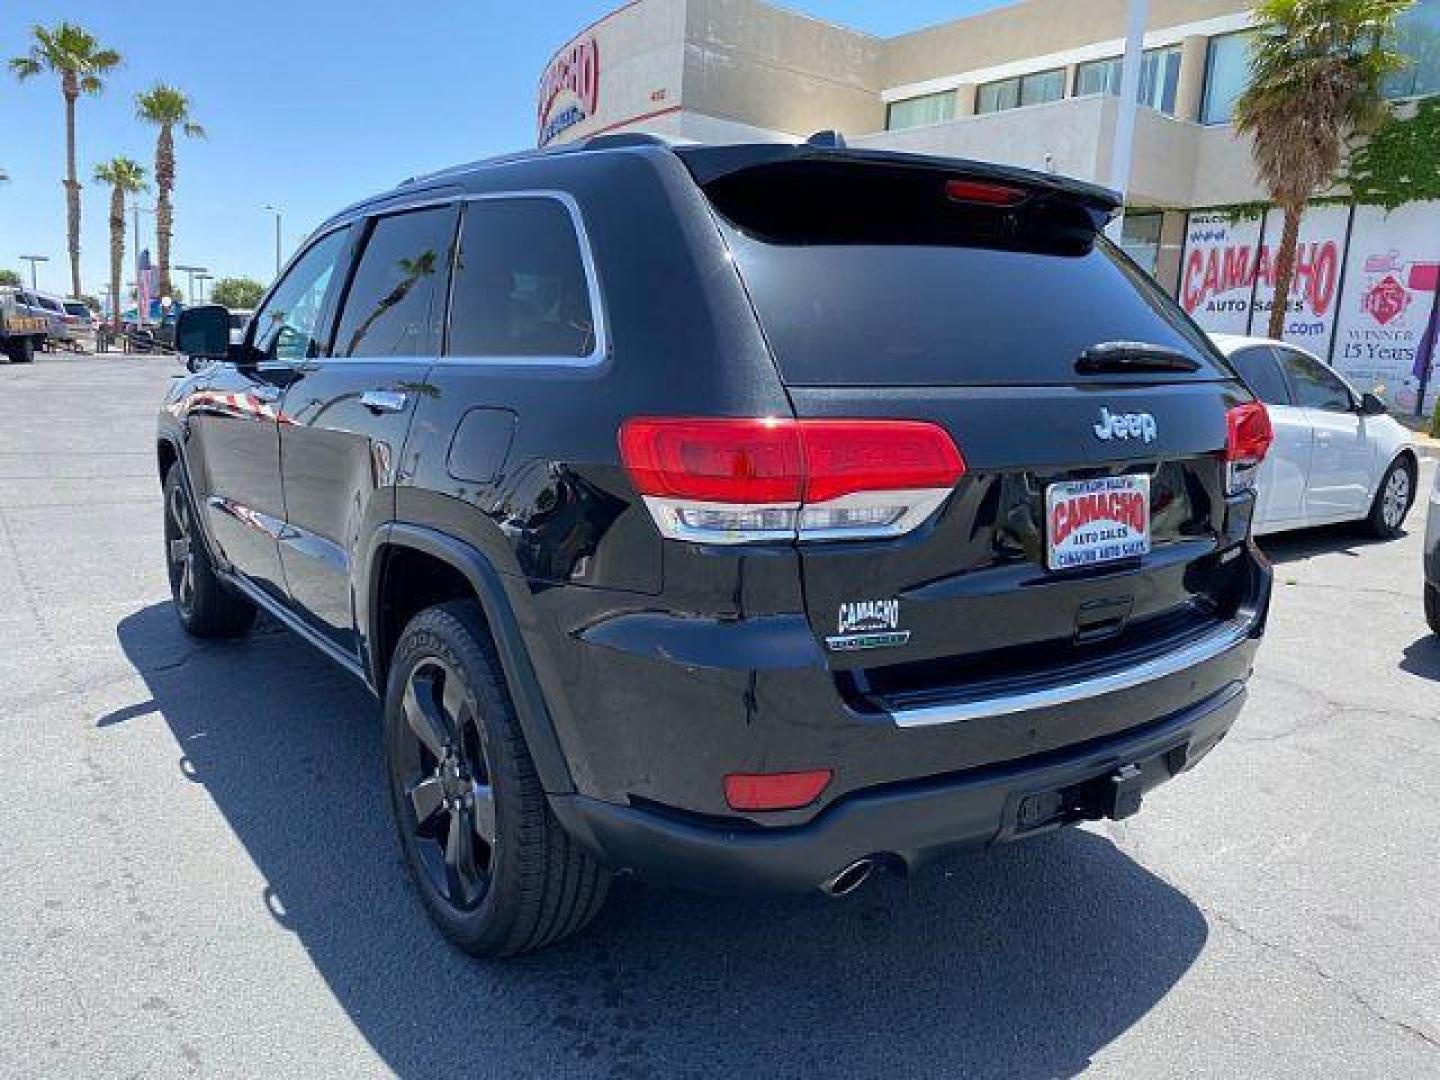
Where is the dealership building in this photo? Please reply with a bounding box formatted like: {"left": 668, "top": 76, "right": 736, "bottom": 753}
{"left": 539, "top": 0, "right": 1440, "bottom": 407}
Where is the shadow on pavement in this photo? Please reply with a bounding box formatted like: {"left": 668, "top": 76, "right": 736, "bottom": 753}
{"left": 111, "top": 602, "right": 1207, "bottom": 1079}
{"left": 1258, "top": 523, "right": 1402, "bottom": 565}
{"left": 1400, "top": 634, "right": 1440, "bottom": 681}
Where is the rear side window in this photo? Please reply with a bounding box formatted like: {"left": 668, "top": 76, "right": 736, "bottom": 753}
{"left": 1229, "top": 346, "right": 1291, "bottom": 406}
{"left": 1275, "top": 348, "right": 1354, "bottom": 412}
{"left": 334, "top": 206, "right": 455, "bottom": 358}
{"left": 704, "top": 163, "right": 1229, "bottom": 387}
{"left": 446, "top": 198, "right": 596, "bottom": 359}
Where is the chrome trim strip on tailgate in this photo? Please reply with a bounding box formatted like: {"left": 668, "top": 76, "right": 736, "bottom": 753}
{"left": 890, "top": 617, "right": 1255, "bottom": 728}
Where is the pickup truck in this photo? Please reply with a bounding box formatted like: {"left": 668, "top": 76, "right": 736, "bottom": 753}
{"left": 1, "top": 288, "right": 47, "bottom": 363}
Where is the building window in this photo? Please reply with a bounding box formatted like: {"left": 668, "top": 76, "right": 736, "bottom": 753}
{"left": 1200, "top": 30, "right": 1253, "bottom": 125}
{"left": 1386, "top": 0, "right": 1440, "bottom": 99}
{"left": 1075, "top": 47, "right": 1183, "bottom": 114}
{"left": 886, "top": 90, "right": 957, "bottom": 131}
{"left": 977, "top": 68, "right": 1065, "bottom": 114}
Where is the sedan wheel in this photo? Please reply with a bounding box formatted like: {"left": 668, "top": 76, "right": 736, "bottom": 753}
{"left": 1367, "top": 457, "right": 1415, "bottom": 539}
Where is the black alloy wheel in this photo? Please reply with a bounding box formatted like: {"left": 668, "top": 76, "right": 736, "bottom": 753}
{"left": 394, "top": 656, "right": 498, "bottom": 912}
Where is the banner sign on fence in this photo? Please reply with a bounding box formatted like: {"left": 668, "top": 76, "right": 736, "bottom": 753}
{"left": 1330, "top": 203, "right": 1440, "bottom": 411}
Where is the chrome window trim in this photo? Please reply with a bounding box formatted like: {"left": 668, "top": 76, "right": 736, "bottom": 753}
{"left": 440, "top": 189, "right": 610, "bottom": 370}
{"left": 889, "top": 614, "right": 1256, "bottom": 728}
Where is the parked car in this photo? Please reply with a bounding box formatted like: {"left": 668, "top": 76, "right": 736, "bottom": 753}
{"left": 63, "top": 299, "right": 100, "bottom": 333}
{"left": 25, "top": 291, "right": 84, "bottom": 345}
{"left": 227, "top": 308, "right": 253, "bottom": 346}
{"left": 161, "top": 136, "right": 1274, "bottom": 957}
{"left": 13, "top": 290, "right": 60, "bottom": 340}
{"left": 1211, "top": 335, "right": 1417, "bottom": 538}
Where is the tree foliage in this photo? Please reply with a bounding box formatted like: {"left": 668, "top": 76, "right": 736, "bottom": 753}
{"left": 136, "top": 83, "right": 205, "bottom": 297}
{"left": 210, "top": 277, "right": 265, "bottom": 309}
{"left": 1235, "top": 0, "right": 1413, "bottom": 337}
{"left": 9, "top": 22, "right": 122, "bottom": 298}
{"left": 1344, "top": 97, "right": 1440, "bottom": 209}
{"left": 0, "top": 269, "right": 20, "bottom": 287}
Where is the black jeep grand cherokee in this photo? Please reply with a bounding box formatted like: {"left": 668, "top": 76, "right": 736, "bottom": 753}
{"left": 160, "top": 135, "right": 1273, "bottom": 957}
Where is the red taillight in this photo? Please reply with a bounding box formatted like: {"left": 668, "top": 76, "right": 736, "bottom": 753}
{"left": 724, "top": 769, "right": 832, "bottom": 811}
{"left": 1224, "top": 401, "right": 1274, "bottom": 494}
{"left": 798, "top": 420, "right": 966, "bottom": 503}
{"left": 1225, "top": 401, "right": 1274, "bottom": 463}
{"left": 946, "top": 179, "right": 1028, "bottom": 206}
{"left": 617, "top": 417, "right": 803, "bottom": 504}
{"left": 618, "top": 417, "right": 965, "bottom": 543}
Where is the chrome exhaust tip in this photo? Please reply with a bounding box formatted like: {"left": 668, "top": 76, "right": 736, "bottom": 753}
{"left": 820, "top": 858, "right": 875, "bottom": 898}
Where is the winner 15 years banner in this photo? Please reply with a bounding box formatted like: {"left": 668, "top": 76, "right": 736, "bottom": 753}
{"left": 1330, "top": 203, "right": 1440, "bottom": 412}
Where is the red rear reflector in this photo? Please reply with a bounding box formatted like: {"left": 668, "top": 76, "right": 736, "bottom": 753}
{"left": 1224, "top": 401, "right": 1274, "bottom": 463}
{"left": 946, "top": 179, "right": 1028, "bottom": 206}
{"left": 724, "top": 770, "right": 832, "bottom": 811}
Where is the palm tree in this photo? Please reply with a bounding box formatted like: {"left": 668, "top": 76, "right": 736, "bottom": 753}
{"left": 93, "top": 157, "right": 148, "bottom": 331}
{"left": 135, "top": 84, "right": 206, "bottom": 299}
{"left": 1236, "top": 0, "right": 1411, "bottom": 339}
{"left": 9, "top": 23, "right": 122, "bottom": 298}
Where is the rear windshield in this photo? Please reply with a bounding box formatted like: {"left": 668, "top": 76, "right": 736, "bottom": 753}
{"left": 63, "top": 302, "right": 89, "bottom": 317}
{"left": 707, "top": 165, "right": 1229, "bottom": 387}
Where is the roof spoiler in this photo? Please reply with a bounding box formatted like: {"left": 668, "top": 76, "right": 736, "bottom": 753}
{"left": 674, "top": 142, "right": 1120, "bottom": 218}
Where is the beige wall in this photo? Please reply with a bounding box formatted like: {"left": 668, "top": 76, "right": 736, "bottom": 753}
{"left": 883, "top": 0, "right": 1244, "bottom": 88}
{"left": 682, "top": 0, "right": 885, "bottom": 138}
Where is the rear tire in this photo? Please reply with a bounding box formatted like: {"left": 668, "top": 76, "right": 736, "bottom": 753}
{"left": 162, "top": 464, "right": 257, "bottom": 639}
{"left": 384, "top": 601, "right": 609, "bottom": 958}
{"left": 1427, "top": 583, "right": 1440, "bottom": 637}
{"left": 1366, "top": 456, "right": 1415, "bottom": 539}
{"left": 5, "top": 336, "right": 36, "bottom": 364}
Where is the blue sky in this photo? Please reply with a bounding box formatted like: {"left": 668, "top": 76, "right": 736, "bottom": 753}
{"left": 1, "top": 1, "right": 1010, "bottom": 298}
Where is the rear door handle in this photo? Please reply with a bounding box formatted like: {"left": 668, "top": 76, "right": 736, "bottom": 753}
{"left": 360, "top": 389, "right": 409, "bottom": 414}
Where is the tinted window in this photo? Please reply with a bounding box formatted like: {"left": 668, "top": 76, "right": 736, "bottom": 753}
{"left": 253, "top": 228, "right": 350, "bottom": 362}
{"left": 446, "top": 198, "right": 596, "bottom": 359}
{"left": 334, "top": 207, "right": 454, "bottom": 358}
{"left": 887, "top": 90, "right": 956, "bottom": 131}
{"left": 1229, "top": 346, "right": 1291, "bottom": 406}
{"left": 708, "top": 166, "right": 1228, "bottom": 387}
{"left": 1276, "top": 349, "right": 1353, "bottom": 412}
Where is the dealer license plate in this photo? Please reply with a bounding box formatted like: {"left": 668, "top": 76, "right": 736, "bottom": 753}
{"left": 1045, "top": 475, "right": 1151, "bottom": 570}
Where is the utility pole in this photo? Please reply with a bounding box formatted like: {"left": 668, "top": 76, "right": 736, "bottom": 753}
{"left": 196, "top": 274, "right": 212, "bottom": 303}
{"left": 19, "top": 254, "right": 49, "bottom": 290}
{"left": 1105, "top": 0, "right": 1150, "bottom": 243}
{"left": 263, "top": 205, "right": 282, "bottom": 278}
{"left": 175, "top": 263, "right": 207, "bottom": 306}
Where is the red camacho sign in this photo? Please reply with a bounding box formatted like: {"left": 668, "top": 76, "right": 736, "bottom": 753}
{"left": 1050, "top": 488, "right": 1148, "bottom": 549}
{"left": 538, "top": 36, "right": 600, "bottom": 145}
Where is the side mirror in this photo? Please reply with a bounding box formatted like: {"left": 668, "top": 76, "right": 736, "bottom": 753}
{"left": 175, "top": 304, "right": 231, "bottom": 370}
{"left": 1359, "top": 391, "right": 1388, "bottom": 416}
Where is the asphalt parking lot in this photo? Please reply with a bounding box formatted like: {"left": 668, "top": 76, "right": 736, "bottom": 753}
{"left": 1, "top": 352, "right": 1437, "bottom": 1078}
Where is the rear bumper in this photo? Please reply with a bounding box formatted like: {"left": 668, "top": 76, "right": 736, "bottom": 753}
{"left": 550, "top": 678, "right": 1246, "bottom": 894}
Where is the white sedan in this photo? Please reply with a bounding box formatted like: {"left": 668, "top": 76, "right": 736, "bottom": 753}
{"left": 1211, "top": 334, "right": 1417, "bottom": 538}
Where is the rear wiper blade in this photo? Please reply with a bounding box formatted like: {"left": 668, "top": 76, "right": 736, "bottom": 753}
{"left": 1076, "top": 341, "right": 1202, "bottom": 374}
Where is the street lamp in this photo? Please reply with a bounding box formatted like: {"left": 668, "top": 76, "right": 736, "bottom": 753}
{"left": 262, "top": 204, "right": 282, "bottom": 278}
{"left": 175, "top": 263, "right": 208, "bottom": 306}
{"left": 19, "top": 254, "right": 49, "bottom": 290}
{"left": 195, "top": 273, "right": 212, "bottom": 303}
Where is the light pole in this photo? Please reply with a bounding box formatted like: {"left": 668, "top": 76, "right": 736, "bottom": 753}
{"left": 19, "top": 254, "right": 49, "bottom": 290}
{"left": 1105, "top": 0, "right": 1150, "bottom": 243}
{"left": 195, "top": 273, "right": 212, "bottom": 303}
{"left": 262, "top": 204, "right": 282, "bottom": 278}
{"left": 175, "top": 263, "right": 207, "bottom": 306}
